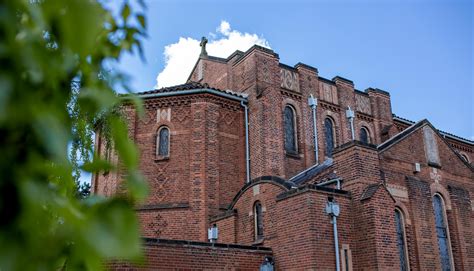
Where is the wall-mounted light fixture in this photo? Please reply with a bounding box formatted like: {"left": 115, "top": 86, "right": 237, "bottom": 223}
{"left": 260, "top": 256, "right": 274, "bottom": 271}
{"left": 346, "top": 107, "right": 355, "bottom": 140}
{"left": 208, "top": 224, "right": 218, "bottom": 243}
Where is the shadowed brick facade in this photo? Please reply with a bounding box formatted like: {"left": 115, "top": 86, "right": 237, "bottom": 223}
{"left": 95, "top": 45, "right": 474, "bottom": 270}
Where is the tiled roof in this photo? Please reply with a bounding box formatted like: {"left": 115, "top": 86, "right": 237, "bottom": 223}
{"left": 136, "top": 82, "right": 248, "bottom": 99}
{"left": 360, "top": 183, "right": 381, "bottom": 201}
{"left": 289, "top": 158, "right": 333, "bottom": 185}
{"left": 378, "top": 119, "right": 426, "bottom": 151}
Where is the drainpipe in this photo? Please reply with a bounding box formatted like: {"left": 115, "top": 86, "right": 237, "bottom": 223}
{"left": 346, "top": 106, "right": 355, "bottom": 140}
{"left": 308, "top": 94, "right": 319, "bottom": 164}
{"left": 241, "top": 101, "right": 250, "bottom": 183}
{"left": 326, "top": 199, "right": 341, "bottom": 271}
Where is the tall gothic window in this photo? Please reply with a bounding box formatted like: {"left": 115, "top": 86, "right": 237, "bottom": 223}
{"left": 284, "top": 105, "right": 297, "bottom": 153}
{"left": 325, "top": 118, "right": 335, "bottom": 157}
{"left": 254, "top": 201, "right": 264, "bottom": 240}
{"left": 157, "top": 126, "right": 170, "bottom": 157}
{"left": 433, "top": 194, "right": 453, "bottom": 271}
{"left": 360, "top": 127, "right": 370, "bottom": 144}
{"left": 395, "top": 208, "right": 409, "bottom": 271}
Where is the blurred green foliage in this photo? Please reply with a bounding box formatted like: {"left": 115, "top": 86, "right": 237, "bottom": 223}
{"left": 76, "top": 181, "right": 91, "bottom": 199}
{"left": 0, "top": 0, "right": 148, "bottom": 269}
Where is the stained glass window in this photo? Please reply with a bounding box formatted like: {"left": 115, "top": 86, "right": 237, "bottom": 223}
{"left": 433, "top": 194, "right": 452, "bottom": 271}
{"left": 157, "top": 127, "right": 170, "bottom": 157}
{"left": 284, "top": 106, "right": 297, "bottom": 153}
{"left": 254, "top": 201, "right": 264, "bottom": 240}
{"left": 360, "top": 127, "right": 369, "bottom": 144}
{"left": 395, "top": 209, "right": 408, "bottom": 271}
{"left": 325, "top": 118, "right": 335, "bottom": 157}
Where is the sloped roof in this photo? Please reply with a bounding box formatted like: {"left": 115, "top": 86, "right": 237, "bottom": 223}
{"left": 360, "top": 183, "right": 382, "bottom": 201}
{"left": 288, "top": 158, "right": 333, "bottom": 185}
{"left": 378, "top": 119, "right": 427, "bottom": 151}
{"left": 360, "top": 183, "right": 396, "bottom": 202}
{"left": 378, "top": 119, "right": 473, "bottom": 171}
{"left": 136, "top": 82, "right": 248, "bottom": 99}
{"left": 227, "top": 176, "right": 295, "bottom": 210}
{"left": 393, "top": 114, "right": 473, "bottom": 145}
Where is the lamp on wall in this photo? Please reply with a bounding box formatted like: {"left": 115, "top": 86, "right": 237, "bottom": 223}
{"left": 208, "top": 224, "right": 218, "bottom": 243}
{"left": 260, "top": 256, "right": 274, "bottom": 271}
{"left": 346, "top": 106, "right": 355, "bottom": 140}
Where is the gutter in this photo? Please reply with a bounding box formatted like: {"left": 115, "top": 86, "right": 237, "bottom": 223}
{"left": 316, "top": 178, "right": 342, "bottom": 190}
{"left": 139, "top": 88, "right": 248, "bottom": 102}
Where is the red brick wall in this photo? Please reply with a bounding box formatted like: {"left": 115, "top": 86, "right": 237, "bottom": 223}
{"left": 393, "top": 118, "right": 473, "bottom": 165}
{"left": 218, "top": 179, "right": 356, "bottom": 270}
{"left": 189, "top": 57, "right": 232, "bottom": 90}
{"left": 96, "top": 45, "right": 474, "bottom": 270}
{"left": 378, "top": 124, "right": 474, "bottom": 270}
{"left": 360, "top": 187, "right": 400, "bottom": 270}
{"left": 273, "top": 189, "right": 353, "bottom": 270}
{"left": 137, "top": 208, "right": 197, "bottom": 240}
{"left": 367, "top": 88, "right": 393, "bottom": 144}
{"left": 188, "top": 46, "right": 398, "bottom": 180}
{"left": 333, "top": 142, "right": 382, "bottom": 192}
{"left": 230, "top": 181, "right": 287, "bottom": 245}
{"left": 212, "top": 212, "right": 236, "bottom": 244}
{"left": 95, "top": 94, "right": 246, "bottom": 242}
{"left": 108, "top": 239, "right": 272, "bottom": 270}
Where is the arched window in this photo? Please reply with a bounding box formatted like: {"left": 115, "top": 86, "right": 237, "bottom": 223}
{"left": 461, "top": 154, "right": 469, "bottom": 163}
{"left": 254, "top": 201, "right": 264, "bottom": 240}
{"left": 156, "top": 126, "right": 170, "bottom": 157}
{"left": 284, "top": 106, "right": 297, "bottom": 153}
{"left": 360, "top": 127, "right": 370, "bottom": 144}
{"left": 324, "top": 118, "right": 335, "bottom": 157}
{"left": 433, "top": 194, "right": 453, "bottom": 270}
{"left": 395, "top": 208, "right": 409, "bottom": 271}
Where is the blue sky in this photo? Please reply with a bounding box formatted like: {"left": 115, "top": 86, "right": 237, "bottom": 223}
{"left": 111, "top": 0, "right": 473, "bottom": 140}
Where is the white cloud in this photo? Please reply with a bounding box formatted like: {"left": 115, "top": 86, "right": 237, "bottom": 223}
{"left": 217, "top": 20, "right": 231, "bottom": 36}
{"left": 155, "top": 20, "right": 270, "bottom": 88}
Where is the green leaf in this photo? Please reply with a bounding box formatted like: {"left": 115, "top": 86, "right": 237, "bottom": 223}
{"left": 137, "top": 14, "right": 146, "bottom": 30}
{"left": 121, "top": 3, "right": 131, "bottom": 23}
{"left": 0, "top": 0, "right": 148, "bottom": 268}
{"left": 109, "top": 116, "right": 138, "bottom": 168}
{"left": 83, "top": 199, "right": 142, "bottom": 258}
{"left": 81, "top": 158, "right": 114, "bottom": 173}
{"left": 126, "top": 170, "right": 148, "bottom": 200}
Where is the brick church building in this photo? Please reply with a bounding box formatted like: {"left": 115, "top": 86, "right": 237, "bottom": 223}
{"left": 96, "top": 42, "right": 474, "bottom": 270}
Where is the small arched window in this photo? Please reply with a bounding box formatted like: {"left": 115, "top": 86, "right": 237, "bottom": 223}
{"left": 433, "top": 194, "right": 453, "bottom": 270}
{"left": 395, "top": 208, "right": 409, "bottom": 271}
{"left": 156, "top": 126, "right": 170, "bottom": 157}
{"left": 324, "top": 118, "right": 335, "bottom": 157}
{"left": 254, "top": 201, "right": 264, "bottom": 240}
{"left": 284, "top": 105, "right": 297, "bottom": 153}
{"left": 360, "top": 127, "right": 370, "bottom": 144}
{"left": 460, "top": 154, "right": 469, "bottom": 163}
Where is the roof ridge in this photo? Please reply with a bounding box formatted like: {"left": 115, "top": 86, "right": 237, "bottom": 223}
{"left": 393, "top": 114, "right": 473, "bottom": 145}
